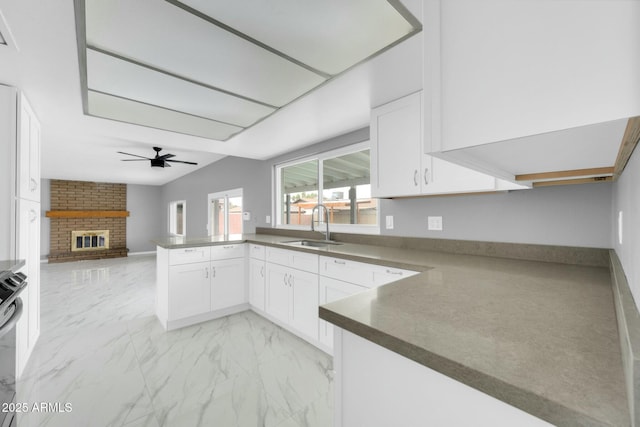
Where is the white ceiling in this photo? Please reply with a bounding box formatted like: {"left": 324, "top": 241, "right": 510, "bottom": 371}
{"left": 0, "top": 0, "right": 423, "bottom": 186}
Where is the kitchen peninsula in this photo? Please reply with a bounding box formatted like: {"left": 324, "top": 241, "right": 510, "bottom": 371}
{"left": 154, "top": 231, "right": 629, "bottom": 426}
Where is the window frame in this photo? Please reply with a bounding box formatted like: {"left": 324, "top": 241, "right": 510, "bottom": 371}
{"left": 273, "top": 141, "right": 380, "bottom": 235}
{"left": 168, "top": 200, "right": 186, "bottom": 237}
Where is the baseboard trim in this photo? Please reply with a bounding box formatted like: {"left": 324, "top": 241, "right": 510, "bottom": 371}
{"left": 128, "top": 251, "right": 156, "bottom": 257}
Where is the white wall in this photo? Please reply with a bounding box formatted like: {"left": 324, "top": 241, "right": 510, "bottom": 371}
{"left": 127, "top": 184, "right": 162, "bottom": 253}
{"left": 160, "top": 156, "right": 271, "bottom": 238}
{"left": 381, "top": 182, "right": 613, "bottom": 248}
{"left": 613, "top": 146, "right": 640, "bottom": 309}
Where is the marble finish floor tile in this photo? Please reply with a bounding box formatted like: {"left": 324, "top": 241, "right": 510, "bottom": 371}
{"left": 17, "top": 255, "right": 333, "bottom": 426}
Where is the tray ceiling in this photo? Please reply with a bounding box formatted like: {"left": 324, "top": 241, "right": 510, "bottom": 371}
{"left": 75, "top": 0, "right": 420, "bottom": 141}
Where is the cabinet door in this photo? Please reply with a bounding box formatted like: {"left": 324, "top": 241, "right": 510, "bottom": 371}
{"left": 320, "top": 256, "right": 376, "bottom": 288}
{"left": 290, "top": 269, "right": 319, "bottom": 340}
{"left": 371, "top": 91, "right": 423, "bottom": 198}
{"left": 211, "top": 258, "right": 246, "bottom": 311}
{"left": 319, "top": 277, "right": 366, "bottom": 349}
{"left": 249, "top": 258, "right": 266, "bottom": 311}
{"left": 17, "top": 95, "right": 40, "bottom": 202}
{"left": 265, "top": 263, "right": 290, "bottom": 324}
{"left": 27, "top": 201, "right": 40, "bottom": 348}
{"left": 168, "top": 262, "right": 211, "bottom": 320}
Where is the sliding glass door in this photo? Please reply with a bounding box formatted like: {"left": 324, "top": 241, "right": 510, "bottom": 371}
{"left": 208, "top": 188, "right": 243, "bottom": 237}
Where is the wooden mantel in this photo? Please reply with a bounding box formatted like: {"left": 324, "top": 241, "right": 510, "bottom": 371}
{"left": 45, "top": 210, "right": 130, "bottom": 218}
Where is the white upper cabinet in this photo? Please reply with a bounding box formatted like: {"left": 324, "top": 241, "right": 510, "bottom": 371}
{"left": 371, "top": 91, "right": 525, "bottom": 198}
{"left": 423, "top": 0, "right": 639, "bottom": 184}
{"left": 370, "top": 91, "right": 427, "bottom": 197}
{"left": 17, "top": 94, "right": 41, "bottom": 202}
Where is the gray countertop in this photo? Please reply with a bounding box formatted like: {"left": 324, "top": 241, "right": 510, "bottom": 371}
{"left": 154, "top": 234, "right": 628, "bottom": 426}
{"left": 0, "top": 259, "right": 25, "bottom": 273}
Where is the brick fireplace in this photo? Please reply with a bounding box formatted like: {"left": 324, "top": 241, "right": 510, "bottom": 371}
{"left": 47, "top": 180, "right": 129, "bottom": 263}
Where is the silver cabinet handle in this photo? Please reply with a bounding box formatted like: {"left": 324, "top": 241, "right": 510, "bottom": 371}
{"left": 386, "top": 269, "right": 403, "bottom": 276}
{"left": 413, "top": 170, "right": 419, "bottom": 186}
{"left": 29, "top": 209, "right": 37, "bottom": 223}
{"left": 184, "top": 249, "right": 195, "bottom": 253}
{"left": 283, "top": 274, "right": 288, "bottom": 286}
{"left": 260, "top": 266, "right": 264, "bottom": 278}
{"left": 30, "top": 178, "right": 37, "bottom": 192}
{"left": 223, "top": 245, "right": 234, "bottom": 249}
{"left": 212, "top": 267, "right": 216, "bottom": 278}
{"left": 288, "top": 275, "right": 294, "bottom": 287}
{"left": 424, "top": 168, "right": 429, "bottom": 185}
{"left": 205, "top": 267, "right": 209, "bottom": 279}
{"left": 333, "top": 259, "right": 346, "bottom": 265}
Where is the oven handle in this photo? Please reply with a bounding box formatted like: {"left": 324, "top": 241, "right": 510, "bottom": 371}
{"left": 0, "top": 298, "right": 23, "bottom": 339}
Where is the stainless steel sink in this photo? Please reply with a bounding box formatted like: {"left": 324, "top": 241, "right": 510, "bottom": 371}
{"left": 282, "top": 239, "right": 343, "bottom": 248}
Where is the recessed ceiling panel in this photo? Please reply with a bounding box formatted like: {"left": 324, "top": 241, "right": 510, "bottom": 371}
{"left": 178, "top": 0, "right": 416, "bottom": 75}
{"left": 87, "top": 90, "right": 243, "bottom": 140}
{"left": 84, "top": 0, "right": 326, "bottom": 107}
{"left": 86, "top": 49, "right": 275, "bottom": 127}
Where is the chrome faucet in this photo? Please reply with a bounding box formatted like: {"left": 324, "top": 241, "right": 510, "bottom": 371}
{"left": 311, "top": 203, "right": 330, "bottom": 241}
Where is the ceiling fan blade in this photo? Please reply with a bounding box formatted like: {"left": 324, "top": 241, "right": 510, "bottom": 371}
{"left": 166, "top": 159, "right": 198, "bottom": 165}
{"left": 117, "top": 151, "right": 151, "bottom": 160}
{"left": 121, "top": 159, "right": 149, "bottom": 162}
{"left": 157, "top": 153, "right": 176, "bottom": 160}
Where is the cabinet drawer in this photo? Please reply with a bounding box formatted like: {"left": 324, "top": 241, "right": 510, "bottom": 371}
{"left": 248, "top": 244, "right": 266, "bottom": 260}
{"left": 210, "top": 243, "right": 245, "bottom": 259}
{"left": 371, "top": 265, "right": 418, "bottom": 287}
{"left": 266, "top": 247, "right": 318, "bottom": 274}
{"left": 169, "top": 246, "right": 211, "bottom": 266}
{"left": 319, "top": 256, "right": 376, "bottom": 288}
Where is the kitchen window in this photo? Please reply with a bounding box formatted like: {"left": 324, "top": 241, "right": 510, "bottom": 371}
{"left": 169, "top": 200, "right": 186, "bottom": 236}
{"left": 208, "top": 188, "right": 243, "bottom": 236}
{"left": 275, "top": 142, "right": 378, "bottom": 233}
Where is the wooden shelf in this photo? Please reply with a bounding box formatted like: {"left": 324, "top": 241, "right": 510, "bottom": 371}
{"left": 46, "top": 210, "right": 130, "bottom": 218}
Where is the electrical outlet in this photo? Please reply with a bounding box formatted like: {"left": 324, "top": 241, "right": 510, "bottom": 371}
{"left": 385, "top": 215, "right": 394, "bottom": 229}
{"left": 265, "top": 215, "right": 271, "bottom": 224}
{"left": 428, "top": 216, "right": 443, "bottom": 231}
{"left": 618, "top": 211, "right": 623, "bottom": 245}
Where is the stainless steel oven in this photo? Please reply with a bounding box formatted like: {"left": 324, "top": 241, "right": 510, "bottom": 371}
{"left": 0, "top": 270, "right": 27, "bottom": 427}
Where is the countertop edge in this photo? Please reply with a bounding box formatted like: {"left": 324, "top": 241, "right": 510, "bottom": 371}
{"left": 0, "top": 259, "right": 26, "bottom": 273}
{"left": 319, "top": 306, "right": 608, "bottom": 427}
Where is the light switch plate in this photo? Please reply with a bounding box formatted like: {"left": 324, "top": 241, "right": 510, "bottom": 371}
{"left": 266, "top": 215, "right": 271, "bottom": 224}
{"left": 428, "top": 216, "right": 443, "bottom": 231}
{"left": 385, "top": 215, "right": 394, "bottom": 229}
{"left": 242, "top": 212, "right": 251, "bottom": 221}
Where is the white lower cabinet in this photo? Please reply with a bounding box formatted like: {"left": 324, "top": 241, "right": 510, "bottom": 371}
{"left": 265, "top": 248, "right": 320, "bottom": 342}
{"left": 211, "top": 258, "right": 246, "bottom": 311}
{"left": 157, "top": 242, "right": 417, "bottom": 350}
{"left": 248, "top": 244, "right": 266, "bottom": 312}
{"left": 157, "top": 244, "right": 247, "bottom": 330}
{"left": 168, "top": 261, "right": 211, "bottom": 320}
{"left": 265, "top": 263, "right": 291, "bottom": 325}
{"left": 249, "top": 257, "right": 266, "bottom": 311}
{"left": 319, "top": 277, "right": 366, "bottom": 349}
{"left": 266, "top": 263, "right": 320, "bottom": 341}
{"left": 319, "top": 256, "right": 418, "bottom": 352}
{"left": 289, "top": 269, "right": 319, "bottom": 340}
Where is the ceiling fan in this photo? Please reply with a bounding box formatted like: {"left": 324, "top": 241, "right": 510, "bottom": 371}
{"left": 117, "top": 147, "right": 198, "bottom": 168}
